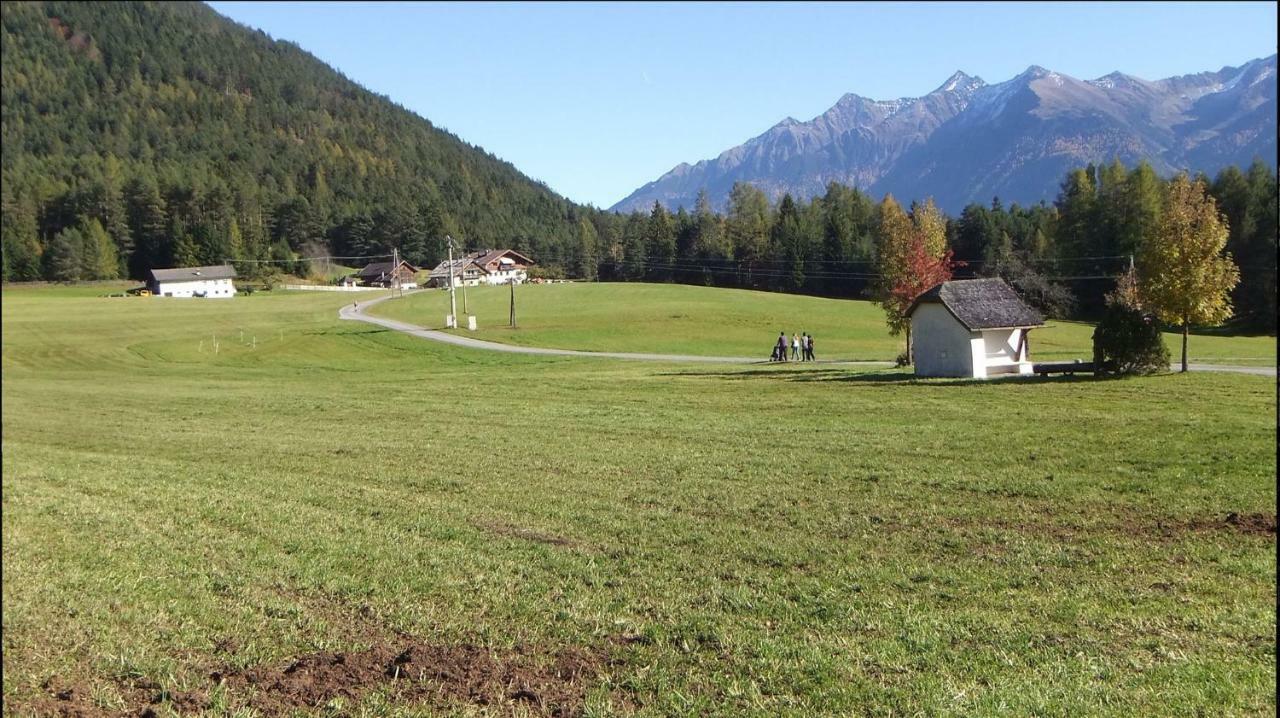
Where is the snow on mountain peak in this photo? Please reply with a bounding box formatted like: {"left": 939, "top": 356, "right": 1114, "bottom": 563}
{"left": 933, "top": 71, "right": 986, "bottom": 96}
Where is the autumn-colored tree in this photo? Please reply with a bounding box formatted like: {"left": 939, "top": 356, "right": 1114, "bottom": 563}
{"left": 886, "top": 238, "right": 962, "bottom": 360}
{"left": 876, "top": 195, "right": 960, "bottom": 359}
{"left": 1136, "top": 174, "right": 1240, "bottom": 372}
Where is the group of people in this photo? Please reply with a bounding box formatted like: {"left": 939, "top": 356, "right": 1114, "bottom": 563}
{"left": 770, "top": 332, "right": 816, "bottom": 362}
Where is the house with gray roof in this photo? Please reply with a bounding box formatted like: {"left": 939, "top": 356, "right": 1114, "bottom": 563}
{"left": 148, "top": 265, "right": 237, "bottom": 298}
{"left": 906, "top": 278, "right": 1045, "bottom": 378}
{"left": 427, "top": 249, "right": 535, "bottom": 288}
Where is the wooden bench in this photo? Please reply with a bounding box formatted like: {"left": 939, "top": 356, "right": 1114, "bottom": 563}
{"left": 1032, "top": 360, "right": 1096, "bottom": 376}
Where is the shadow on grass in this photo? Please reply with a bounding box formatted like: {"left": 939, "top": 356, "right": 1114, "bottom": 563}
{"left": 1184, "top": 324, "right": 1276, "bottom": 339}
{"left": 658, "top": 366, "right": 1117, "bottom": 387}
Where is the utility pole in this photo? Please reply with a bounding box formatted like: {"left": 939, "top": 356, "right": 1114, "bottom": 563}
{"left": 392, "top": 246, "right": 401, "bottom": 298}
{"left": 508, "top": 278, "right": 515, "bottom": 327}
{"left": 446, "top": 235, "right": 457, "bottom": 328}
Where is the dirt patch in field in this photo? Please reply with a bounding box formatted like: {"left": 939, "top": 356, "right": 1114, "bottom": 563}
{"left": 224, "top": 640, "right": 607, "bottom": 716}
{"left": 1186, "top": 511, "right": 1277, "bottom": 537}
{"left": 20, "top": 676, "right": 119, "bottom": 718}
{"left": 19, "top": 639, "right": 619, "bottom": 717}
{"left": 935, "top": 510, "right": 1276, "bottom": 545}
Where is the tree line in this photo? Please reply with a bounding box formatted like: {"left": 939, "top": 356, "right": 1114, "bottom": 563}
{"left": 3, "top": 155, "right": 1274, "bottom": 332}
{"left": 581, "top": 158, "right": 1273, "bottom": 329}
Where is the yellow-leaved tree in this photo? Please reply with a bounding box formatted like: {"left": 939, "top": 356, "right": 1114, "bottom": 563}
{"left": 1136, "top": 174, "right": 1240, "bottom": 372}
{"left": 874, "top": 196, "right": 951, "bottom": 360}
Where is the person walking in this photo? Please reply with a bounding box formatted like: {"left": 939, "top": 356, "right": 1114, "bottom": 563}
{"left": 791, "top": 333, "right": 800, "bottom": 361}
{"left": 806, "top": 333, "right": 816, "bottom": 361}
{"left": 777, "top": 332, "right": 789, "bottom": 362}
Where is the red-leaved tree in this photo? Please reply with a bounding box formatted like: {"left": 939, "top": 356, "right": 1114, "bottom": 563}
{"left": 886, "top": 237, "right": 963, "bottom": 361}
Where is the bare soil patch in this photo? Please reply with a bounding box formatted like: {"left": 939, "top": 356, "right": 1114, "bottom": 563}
{"left": 16, "top": 638, "right": 617, "bottom": 717}
{"left": 1192, "top": 511, "right": 1277, "bottom": 536}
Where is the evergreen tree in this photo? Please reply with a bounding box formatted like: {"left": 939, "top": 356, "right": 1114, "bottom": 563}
{"left": 1055, "top": 168, "right": 1098, "bottom": 258}
{"left": 621, "top": 212, "right": 647, "bottom": 280}
{"left": 125, "top": 176, "right": 168, "bottom": 277}
{"left": 80, "top": 218, "right": 119, "bottom": 279}
{"left": 45, "top": 227, "right": 82, "bottom": 282}
{"left": 171, "top": 216, "right": 199, "bottom": 267}
{"left": 770, "top": 194, "right": 805, "bottom": 291}
{"left": 575, "top": 217, "right": 598, "bottom": 280}
{"left": 693, "top": 189, "right": 728, "bottom": 285}
{"left": 645, "top": 201, "right": 676, "bottom": 282}
{"left": 1, "top": 190, "right": 43, "bottom": 281}
{"left": 726, "top": 182, "right": 770, "bottom": 287}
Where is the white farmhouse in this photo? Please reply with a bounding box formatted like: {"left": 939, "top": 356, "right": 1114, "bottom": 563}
{"left": 148, "top": 265, "right": 238, "bottom": 298}
{"left": 907, "top": 278, "right": 1045, "bottom": 379}
{"left": 427, "top": 249, "right": 535, "bottom": 288}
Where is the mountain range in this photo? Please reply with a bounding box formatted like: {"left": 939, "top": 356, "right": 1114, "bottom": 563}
{"left": 611, "top": 56, "right": 1277, "bottom": 214}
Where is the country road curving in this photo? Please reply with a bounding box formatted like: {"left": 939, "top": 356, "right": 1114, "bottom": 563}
{"left": 339, "top": 290, "right": 1276, "bottom": 376}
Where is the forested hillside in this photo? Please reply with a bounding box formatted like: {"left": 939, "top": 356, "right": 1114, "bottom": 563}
{"left": 0, "top": 0, "right": 590, "bottom": 280}
{"left": 1, "top": 2, "right": 1272, "bottom": 328}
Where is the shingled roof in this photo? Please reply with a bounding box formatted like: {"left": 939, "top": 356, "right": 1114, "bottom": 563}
{"left": 428, "top": 258, "right": 480, "bottom": 279}
{"left": 470, "top": 248, "right": 535, "bottom": 268}
{"left": 357, "top": 260, "right": 416, "bottom": 279}
{"left": 150, "top": 265, "right": 237, "bottom": 282}
{"left": 908, "top": 278, "right": 1044, "bottom": 330}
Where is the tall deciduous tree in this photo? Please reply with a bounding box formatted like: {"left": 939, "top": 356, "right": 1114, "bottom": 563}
{"left": 874, "top": 195, "right": 918, "bottom": 352}
{"left": 1136, "top": 175, "right": 1240, "bottom": 372}
{"left": 887, "top": 239, "right": 961, "bottom": 360}
{"left": 875, "top": 195, "right": 960, "bottom": 358}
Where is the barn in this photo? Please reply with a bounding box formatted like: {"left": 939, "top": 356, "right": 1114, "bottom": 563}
{"left": 148, "top": 265, "right": 238, "bottom": 298}
{"left": 355, "top": 260, "right": 418, "bottom": 288}
{"left": 907, "top": 278, "right": 1045, "bottom": 379}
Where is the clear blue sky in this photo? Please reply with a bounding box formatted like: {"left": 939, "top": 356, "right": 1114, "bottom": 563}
{"left": 207, "top": 1, "right": 1277, "bottom": 209}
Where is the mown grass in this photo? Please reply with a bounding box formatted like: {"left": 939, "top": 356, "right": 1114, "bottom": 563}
{"left": 2, "top": 285, "right": 1275, "bottom": 717}
{"left": 374, "top": 282, "right": 1277, "bottom": 365}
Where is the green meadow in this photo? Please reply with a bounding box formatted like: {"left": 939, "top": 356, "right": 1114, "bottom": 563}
{"left": 378, "top": 282, "right": 1277, "bottom": 365}
{"left": 2, "top": 283, "right": 1275, "bottom": 717}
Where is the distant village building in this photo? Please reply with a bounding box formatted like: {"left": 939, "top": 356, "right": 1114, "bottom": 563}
{"left": 427, "top": 249, "right": 535, "bottom": 288}
{"left": 355, "top": 260, "right": 418, "bottom": 288}
{"left": 148, "top": 265, "right": 238, "bottom": 298}
{"left": 907, "top": 278, "right": 1045, "bottom": 379}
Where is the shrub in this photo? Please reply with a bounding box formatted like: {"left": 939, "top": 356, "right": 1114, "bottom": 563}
{"left": 1092, "top": 303, "right": 1169, "bottom": 375}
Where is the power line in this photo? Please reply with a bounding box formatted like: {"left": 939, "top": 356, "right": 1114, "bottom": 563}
{"left": 605, "top": 258, "right": 1132, "bottom": 282}
{"left": 225, "top": 254, "right": 394, "bottom": 264}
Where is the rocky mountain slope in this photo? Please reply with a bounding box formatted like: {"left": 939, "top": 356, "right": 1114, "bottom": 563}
{"left": 612, "top": 56, "right": 1276, "bottom": 213}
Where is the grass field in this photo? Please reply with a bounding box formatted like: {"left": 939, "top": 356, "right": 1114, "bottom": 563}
{"left": 2, "top": 283, "right": 1275, "bottom": 717}
{"left": 372, "top": 282, "right": 1277, "bottom": 366}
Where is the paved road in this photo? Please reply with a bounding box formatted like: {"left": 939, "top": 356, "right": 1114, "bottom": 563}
{"left": 339, "top": 291, "right": 891, "bottom": 366}
{"left": 340, "top": 291, "right": 1276, "bottom": 376}
{"left": 1184, "top": 363, "right": 1276, "bottom": 377}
